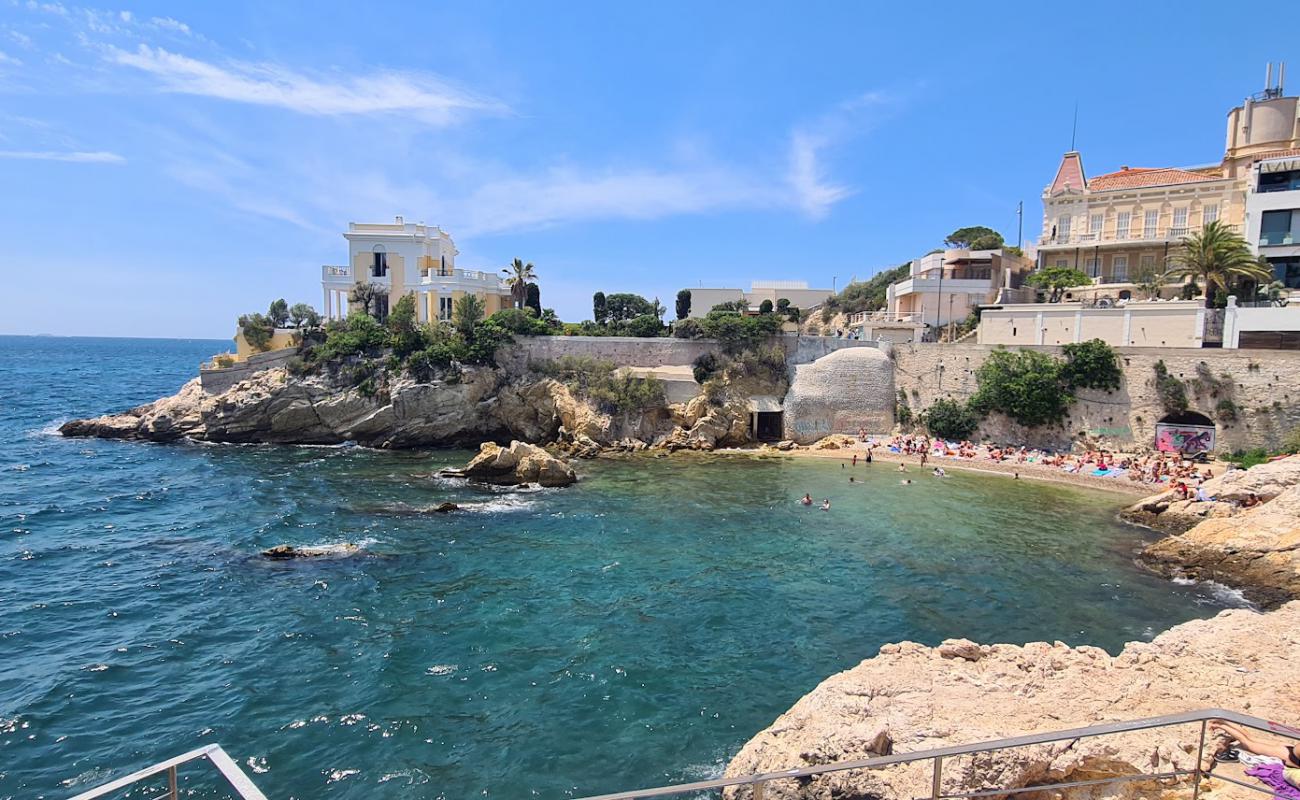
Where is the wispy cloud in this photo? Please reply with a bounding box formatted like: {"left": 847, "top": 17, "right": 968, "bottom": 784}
{"left": 0, "top": 49, "right": 22, "bottom": 66}
{"left": 0, "top": 149, "right": 125, "bottom": 162}
{"left": 787, "top": 131, "right": 852, "bottom": 220}
{"left": 9, "top": 30, "right": 34, "bottom": 49}
{"left": 785, "top": 90, "right": 895, "bottom": 220}
{"left": 149, "top": 17, "right": 190, "bottom": 35}
{"left": 105, "top": 44, "right": 507, "bottom": 124}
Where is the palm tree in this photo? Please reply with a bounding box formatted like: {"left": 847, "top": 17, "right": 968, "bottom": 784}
{"left": 501, "top": 258, "right": 537, "bottom": 310}
{"left": 1166, "top": 220, "right": 1273, "bottom": 308}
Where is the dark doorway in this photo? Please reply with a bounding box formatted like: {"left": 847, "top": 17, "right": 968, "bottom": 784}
{"left": 755, "top": 412, "right": 783, "bottom": 441}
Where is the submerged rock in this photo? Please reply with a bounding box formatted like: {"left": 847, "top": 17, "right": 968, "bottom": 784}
{"left": 431, "top": 502, "right": 460, "bottom": 513}
{"left": 459, "top": 441, "right": 577, "bottom": 487}
{"left": 724, "top": 603, "right": 1300, "bottom": 800}
{"left": 261, "top": 543, "right": 361, "bottom": 560}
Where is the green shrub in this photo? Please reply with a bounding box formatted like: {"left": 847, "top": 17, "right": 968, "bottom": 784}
{"left": 489, "top": 307, "right": 551, "bottom": 336}
{"left": 1215, "top": 398, "right": 1239, "bottom": 422}
{"left": 673, "top": 318, "right": 704, "bottom": 339}
{"left": 728, "top": 344, "right": 786, "bottom": 384}
{"left": 314, "top": 313, "right": 390, "bottom": 362}
{"left": 1230, "top": 448, "right": 1271, "bottom": 469}
{"left": 1060, "top": 339, "right": 1122, "bottom": 391}
{"left": 537, "top": 356, "right": 665, "bottom": 414}
{"left": 824, "top": 263, "right": 911, "bottom": 314}
{"left": 923, "top": 398, "right": 979, "bottom": 440}
{"left": 758, "top": 299, "right": 774, "bottom": 314}
{"left": 1153, "top": 360, "right": 1189, "bottom": 414}
{"left": 237, "top": 312, "right": 273, "bottom": 352}
{"left": 692, "top": 352, "right": 721, "bottom": 384}
{"left": 622, "top": 314, "right": 664, "bottom": 338}
{"left": 969, "top": 349, "right": 1071, "bottom": 427}
{"left": 387, "top": 294, "right": 424, "bottom": 358}
{"left": 213, "top": 354, "right": 236, "bottom": 368}
{"left": 895, "top": 390, "right": 913, "bottom": 427}
{"left": 699, "top": 312, "right": 782, "bottom": 353}
{"left": 462, "top": 321, "right": 514, "bottom": 366}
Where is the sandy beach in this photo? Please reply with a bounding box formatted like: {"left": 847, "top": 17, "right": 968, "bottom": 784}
{"left": 725, "top": 442, "right": 1158, "bottom": 496}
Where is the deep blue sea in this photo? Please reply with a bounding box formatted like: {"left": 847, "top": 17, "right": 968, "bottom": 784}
{"left": 0, "top": 336, "right": 1239, "bottom": 799}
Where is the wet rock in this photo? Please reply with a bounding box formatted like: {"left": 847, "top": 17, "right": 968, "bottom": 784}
{"left": 261, "top": 543, "right": 360, "bottom": 559}
{"left": 461, "top": 441, "right": 577, "bottom": 487}
{"left": 432, "top": 502, "right": 459, "bottom": 513}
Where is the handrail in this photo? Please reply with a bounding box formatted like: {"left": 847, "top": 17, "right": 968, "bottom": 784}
{"left": 576, "top": 708, "right": 1297, "bottom": 800}
{"left": 65, "top": 743, "right": 268, "bottom": 800}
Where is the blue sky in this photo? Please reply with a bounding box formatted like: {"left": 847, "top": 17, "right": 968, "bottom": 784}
{"left": 0, "top": 1, "right": 1294, "bottom": 337}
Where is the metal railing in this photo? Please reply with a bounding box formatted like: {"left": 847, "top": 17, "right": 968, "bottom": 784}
{"left": 1041, "top": 223, "right": 1240, "bottom": 247}
{"left": 66, "top": 744, "right": 267, "bottom": 800}
{"left": 846, "top": 311, "right": 925, "bottom": 325}
{"left": 576, "top": 709, "right": 1298, "bottom": 800}
{"left": 321, "top": 264, "right": 351, "bottom": 279}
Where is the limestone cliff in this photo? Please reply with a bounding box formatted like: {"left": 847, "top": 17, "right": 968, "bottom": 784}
{"left": 725, "top": 603, "right": 1300, "bottom": 800}
{"left": 60, "top": 364, "right": 760, "bottom": 452}
{"left": 1123, "top": 456, "right": 1300, "bottom": 608}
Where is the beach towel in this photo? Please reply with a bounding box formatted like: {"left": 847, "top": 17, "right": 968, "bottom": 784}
{"left": 1245, "top": 762, "right": 1300, "bottom": 800}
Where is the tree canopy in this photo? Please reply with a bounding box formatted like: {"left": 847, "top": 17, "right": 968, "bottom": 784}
{"left": 944, "top": 226, "right": 1005, "bottom": 250}
{"left": 604, "top": 293, "right": 656, "bottom": 322}
{"left": 675, "top": 289, "right": 691, "bottom": 320}
{"left": 1166, "top": 220, "right": 1273, "bottom": 308}
{"left": 1025, "top": 266, "right": 1091, "bottom": 302}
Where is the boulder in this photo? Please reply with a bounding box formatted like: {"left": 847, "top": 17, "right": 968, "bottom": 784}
{"left": 724, "top": 603, "right": 1300, "bottom": 800}
{"left": 431, "top": 502, "right": 459, "bottom": 513}
{"left": 461, "top": 441, "right": 577, "bottom": 487}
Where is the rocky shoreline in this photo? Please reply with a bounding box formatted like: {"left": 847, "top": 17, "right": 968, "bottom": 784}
{"left": 1122, "top": 455, "right": 1300, "bottom": 609}
{"left": 723, "top": 602, "right": 1300, "bottom": 800}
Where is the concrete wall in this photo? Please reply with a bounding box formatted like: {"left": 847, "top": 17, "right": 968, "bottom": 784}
{"left": 979, "top": 302, "right": 1204, "bottom": 348}
{"left": 893, "top": 343, "right": 1300, "bottom": 453}
{"left": 200, "top": 348, "right": 297, "bottom": 394}
{"left": 783, "top": 347, "right": 895, "bottom": 442}
{"left": 499, "top": 334, "right": 884, "bottom": 374}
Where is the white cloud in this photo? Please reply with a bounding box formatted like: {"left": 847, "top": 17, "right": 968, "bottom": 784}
{"left": 149, "top": 16, "right": 190, "bottom": 35}
{"left": 0, "top": 49, "right": 22, "bottom": 66}
{"left": 787, "top": 131, "right": 852, "bottom": 221}
{"left": 9, "top": 31, "right": 34, "bottom": 48}
{"left": 25, "top": 1, "right": 69, "bottom": 17}
{"left": 118, "top": 9, "right": 130, "bottom": 22}
{"left": 0, "top": 149, "right": 125, "bottom": 162}
{"left": 784, "top": 90, "right": 894, "bottom": 220}
{"left": 105, "top": 44, "right": 506, "bottom": 123}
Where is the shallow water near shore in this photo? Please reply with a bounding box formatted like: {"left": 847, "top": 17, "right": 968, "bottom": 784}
{"left": 0, "top": 336, "right": 1242, "bottom": 799}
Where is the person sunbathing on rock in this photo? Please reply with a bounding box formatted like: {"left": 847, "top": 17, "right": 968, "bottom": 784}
{"left": 1209, "top": 719, "right": 1300, "bottom": 777}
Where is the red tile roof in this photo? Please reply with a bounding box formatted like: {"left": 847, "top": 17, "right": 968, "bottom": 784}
{"left": 1048, "top": 152, "right": 1086, "bottom": 195}
{"left": 1087, "top": 166, "right": 1222, "bottom": 191}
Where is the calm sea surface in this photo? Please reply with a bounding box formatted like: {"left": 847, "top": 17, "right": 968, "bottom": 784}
{"left": 0, "top": 336, "right": 1239, "bottom": 799}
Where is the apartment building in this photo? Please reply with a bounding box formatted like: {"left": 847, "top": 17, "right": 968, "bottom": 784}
{"left": 683, "top": 281, "right": 833, "bottom": 318}
{"left": 884, "top": 247, "right": 1034, "bottom": 329}
{"left": 1038, "top": 67, "right": 1300, "bottom": 300}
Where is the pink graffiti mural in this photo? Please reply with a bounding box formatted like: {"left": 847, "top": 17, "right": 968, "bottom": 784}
{"left": 1155, "top": 424, "right": 1215, "bottom": 455}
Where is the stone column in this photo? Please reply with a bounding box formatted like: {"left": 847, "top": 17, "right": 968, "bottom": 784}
{"left": 324, "top": 287, "right": 332, "bottom": 320}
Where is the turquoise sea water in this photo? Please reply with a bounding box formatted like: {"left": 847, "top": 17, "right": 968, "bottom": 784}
{"left": 0, "top": 336, "right": 1239, "bottom": 799}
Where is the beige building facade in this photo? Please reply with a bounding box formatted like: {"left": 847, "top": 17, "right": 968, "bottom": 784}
{"left": 1037, "top": 69, "right": 1300, "bottom": 301}
{"left": 322, "top": 217, "right": 514, "bottom": 323}
{"left": 885, "top": 248, "right": 1033, "bottom": 334}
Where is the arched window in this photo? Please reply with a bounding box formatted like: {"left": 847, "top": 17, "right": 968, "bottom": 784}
{"left": 371, "top": 244, "right": 387, "bottom": 278}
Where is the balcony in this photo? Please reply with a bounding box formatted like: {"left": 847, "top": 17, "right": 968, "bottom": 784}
{"left": 321, "top": 264, "right": 351, "bottom": 282}
{"left": 846, "top": 311, "right": 924, "bottom": 325}
{"left": 1260, "top": 232, "right": 1297, "bottom": 246}
{"left": 420, "top": 267, "right": 506, "bottom": 288}
{"left": 1040, "top": 223, "right": 1239, "bottom": 248}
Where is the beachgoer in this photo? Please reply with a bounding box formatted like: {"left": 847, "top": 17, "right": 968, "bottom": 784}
{"left": 1196, "top": 485, "right": 1215, "bottom": 503}
{"left": 852, "top": 454, "right": 858, "bottom": 467}
{"left": 898, "top": 463, "right": 907, "bottom": 473}
{"left": 865, "top": 449, "right": 873, "bottom": 464}
{"left": 849, "top": 476, "right": 855, "bottom": 483}
{"left": 900, "top": 479, "right": 912, "bottom": 485}
{"left": 933, "top": 467, "right": 945, "bottom": 477}
{"left": 1242, "top": 492, "right": 1261, "bottom": 508}
{"left": 1013, "top": 472, "right": 1019, "bottom": 480}
{"left": 1209, "top": 720, "right": 1300, "bottom": 774}
{"left": 821, "top": 499, "right": 831, "bottom": 511}
{"left": 800, "top": 493, "right": 813, "bottom": 506}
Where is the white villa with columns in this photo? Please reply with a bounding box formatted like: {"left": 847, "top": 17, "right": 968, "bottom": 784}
{"left": 321, "top": 217, "right": 514, "bottom": 323}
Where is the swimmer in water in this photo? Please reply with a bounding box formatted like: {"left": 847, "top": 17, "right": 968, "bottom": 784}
{"left": 849, "top": 476, "right": 855, "bottom": 483}
{"left": 898, "top": 463, "right": 907, "bottom": 473}
{"left": 933, "top": 467, "right": 946, "bottom": 477}
{"left": 821, "top": 499, "right": 831, "bottom": 511}
{"left": 800, "top": 493, "right": 813, "bottom": 506}
{"left": 901, "top": 479, "right": 912, "bottom": 485}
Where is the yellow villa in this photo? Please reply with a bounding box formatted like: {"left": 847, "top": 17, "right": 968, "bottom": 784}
{"left": 321, "top": 216, "right": 514, "bottom": 323}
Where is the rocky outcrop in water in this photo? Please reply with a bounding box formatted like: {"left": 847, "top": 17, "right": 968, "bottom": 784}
{"left": 261, "top": 543, "right": 361, "bottom": 559}
{"left": 446, "top": 441, "right": 577, "bottom": 487}
{"left": 724, "top": 603, "right": 1300, "bottom": 800}
{"left": 1124, "top": 456, "right": 1300, "bottom": 608}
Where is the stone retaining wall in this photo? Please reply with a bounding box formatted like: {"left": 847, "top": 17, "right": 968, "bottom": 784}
{"left": 893, "top": 343, "right": 1300, "bottom": 452}
{"left": 199, "top": 349, "right": 296, "bottom": 394}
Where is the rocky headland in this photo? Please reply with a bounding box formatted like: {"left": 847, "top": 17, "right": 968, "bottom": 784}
{"left": 1123, "top": 455, "right": 1300, "bottom": 608}
{"left": 58, "top": 365, "right": 758, "bottom": 454}
{"left": 724, "top": 602, "right": 1300, "bottom": 800}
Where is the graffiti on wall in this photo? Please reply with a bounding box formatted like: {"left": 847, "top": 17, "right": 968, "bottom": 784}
{"left": 1155, "top": 423, "right": 1216, "bottom": 455}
